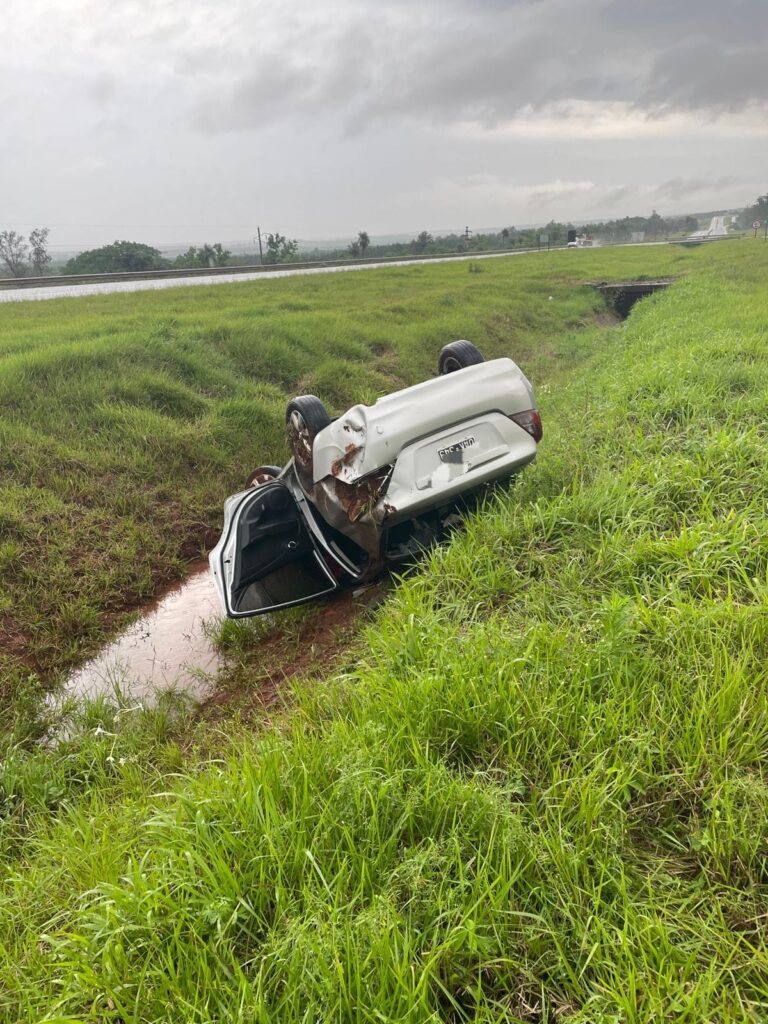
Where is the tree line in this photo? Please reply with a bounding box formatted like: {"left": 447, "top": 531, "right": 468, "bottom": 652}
{"left": 1, "top": 194, "right": 763, "bottom": 278}
{"left": 59, "top": 232, "right": 301, "bottom": 275}
{"left": 0, "top": 229, "right": 52, "bottom": 277}
{"left": 0, "top": 232, "right": 301, "bottom": 277}
{"left": 736, "top": 193, "right": 768, "bottom": 230}
{"left": 323, "top": 211, "right": 701, "bottom": 261}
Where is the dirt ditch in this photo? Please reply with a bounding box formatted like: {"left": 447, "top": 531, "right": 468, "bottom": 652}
{"left": 63, "top": 562, "right": 222, "bottom": 703}
{"left": 61, "top": 558, "right": 390, "bottom": 713}
{"left": 202, "top": 582, "right": 389, "bottom": 721}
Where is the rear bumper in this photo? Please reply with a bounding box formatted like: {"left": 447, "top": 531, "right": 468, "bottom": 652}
{"left": 311, "top": 358, "right": 536, "bottom": 485}
{"left": 380, "top": 411, "right": 537, "bottom": 523}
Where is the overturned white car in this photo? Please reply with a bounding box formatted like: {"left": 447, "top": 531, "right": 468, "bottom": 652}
{"left": 210, "top": 341, "right": 542, "bottom": 617}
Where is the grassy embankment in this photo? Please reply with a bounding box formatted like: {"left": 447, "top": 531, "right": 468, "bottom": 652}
{"left": 2, "top": 243, "right": 692, "bottom": 707}
{"left": 2, "top": 241, "right": 768, "bottom": 1020}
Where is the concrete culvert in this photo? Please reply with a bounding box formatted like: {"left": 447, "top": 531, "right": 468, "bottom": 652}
{"left": 594, "top": 278, "right": 675, "bottom": 320}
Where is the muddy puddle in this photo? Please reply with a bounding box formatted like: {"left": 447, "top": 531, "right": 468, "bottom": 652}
{"left": 63, "top": 563, "right": 222, "bottom": 704}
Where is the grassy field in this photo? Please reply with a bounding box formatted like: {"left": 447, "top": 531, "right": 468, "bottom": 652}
{"left": 2, "top": 241, "right": 768, "bottom": 1020}
{"left": 1, "top": 242, "right": 696, "bottom": 705}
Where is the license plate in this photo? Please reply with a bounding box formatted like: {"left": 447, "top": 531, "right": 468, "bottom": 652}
{"left": 438, "top": 436, "right": 477, "bottom": 463}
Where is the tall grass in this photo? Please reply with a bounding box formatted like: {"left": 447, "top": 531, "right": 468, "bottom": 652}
{"left": 0, "top": 242, "right": 705, "bottom": 708}
{"left": 0, "top": 242, "right": 767, "bottom": 1020}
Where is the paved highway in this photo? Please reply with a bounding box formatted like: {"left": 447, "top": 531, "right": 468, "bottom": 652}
{"left": 0, "top": 250, "right": 525, "bottom": 304}
{"left": 0, "top": 239, "right": 673, "bottom": 304}
{"left": 688, "top": 215, "right": 729, "bottom": 240}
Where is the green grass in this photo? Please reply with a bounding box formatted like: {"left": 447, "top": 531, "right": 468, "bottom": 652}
{"left": 0, "top": 242, "right": 698, "bottom": 707}
{"left": 1, "top": 241, "right": 768, "bottom": 1020}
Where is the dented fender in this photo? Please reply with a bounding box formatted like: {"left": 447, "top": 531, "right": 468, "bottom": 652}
{"left": 306, "top": 468, "right": 393, "bottom": 563}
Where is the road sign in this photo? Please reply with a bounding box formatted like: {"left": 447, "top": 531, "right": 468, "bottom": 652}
{"left": 753, "top": 221, "right": 761, "bottom": 229}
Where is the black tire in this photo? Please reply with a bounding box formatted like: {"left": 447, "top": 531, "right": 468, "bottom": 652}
{"left": 286, "top": 395, "right": 331, "bottom": 478}
{"left": 438, "top": 340, "right": 484, "bottom": 374}
{"left": 245, "top": 465, "right": 282, "bottom": 488}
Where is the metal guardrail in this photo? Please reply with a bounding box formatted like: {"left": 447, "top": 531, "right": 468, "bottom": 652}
{"left": 0, "top": 246, "right": 552, "bottom": 291}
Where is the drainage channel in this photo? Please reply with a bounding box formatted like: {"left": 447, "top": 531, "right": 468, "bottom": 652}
{"left": 62, "top": 563, "right": 222, "bottom": 704}
{"left": 594, "top": 277, "right": 674, "bottom": 319}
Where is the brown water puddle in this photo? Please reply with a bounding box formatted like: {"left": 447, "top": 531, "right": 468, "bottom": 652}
{"left": 64, "top": 562, "right": 222, "bottom": 703}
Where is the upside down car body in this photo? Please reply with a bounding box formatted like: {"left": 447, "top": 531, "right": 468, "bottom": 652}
{"left": 209, "top": 340, "right": 542, "bottom": 617}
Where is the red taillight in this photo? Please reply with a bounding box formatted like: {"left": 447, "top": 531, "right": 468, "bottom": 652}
{"left": 509, "top": 409, "right": 543, "bottom": 443}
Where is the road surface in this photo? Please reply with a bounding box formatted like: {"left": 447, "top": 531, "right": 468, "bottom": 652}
{"left": 688, "top": 215, "right": 729, "bottom": 240}
{"left": 0, "top": 251, "right": 523, "bottom": 304}
{"left": 0, "top": 239, "right": 675, "bottom": 304}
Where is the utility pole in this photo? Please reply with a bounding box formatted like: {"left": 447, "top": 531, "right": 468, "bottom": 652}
{"left": 255, "top": 228, "right": 264, "bottom": 264}
{"left": 464, "top": 225, "right": 471, "bottom": 241}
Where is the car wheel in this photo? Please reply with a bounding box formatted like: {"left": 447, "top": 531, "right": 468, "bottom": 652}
{"left": 245, "top": 465, "right": 282, "bottom": 488}
{"left": 438, "top": 340, "right": 484, "bottom": 374}
{"left": 286, "top": 395, "right": 331, "bottom": 484}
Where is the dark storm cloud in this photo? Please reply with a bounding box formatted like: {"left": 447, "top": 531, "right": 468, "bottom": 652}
{"left": 600, "top": 185, "right": 640, "bottom": 208}
{"left": 643, "top": 40, "right": 768, "bottom": 113}
{"left": 4, "top": 0, "right": 764, "bottom": 244}
{"left": 194, "top": 56, "right": 317, "bottom": 133}
{"left": 190, "top": 0, "right": 768, "bottom": 135}
{"left": 599, "top": 0, "right": 767, "bottom": 44}
{"left": 654, "top": 176, "right": 742, "bottom": 202}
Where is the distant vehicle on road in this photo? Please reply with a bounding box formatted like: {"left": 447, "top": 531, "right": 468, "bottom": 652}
{"left": 210, "top": 342, "right": 542, "bottom": 617}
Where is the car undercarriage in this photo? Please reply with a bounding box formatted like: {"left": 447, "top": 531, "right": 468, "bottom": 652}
{"left": 210, "top": 341, "right": 542, "bottom": 617}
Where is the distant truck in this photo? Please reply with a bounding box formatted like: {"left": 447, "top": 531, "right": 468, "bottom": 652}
{"left": 567, "top": 234, "right": 594, "bottom": 248}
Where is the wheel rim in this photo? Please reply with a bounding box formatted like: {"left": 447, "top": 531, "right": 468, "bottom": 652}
{"left": 246, "top": 467, "right": 278, "bottom": 487}
{"left": 288, "top": 410, "right": 313, "bottom": 465}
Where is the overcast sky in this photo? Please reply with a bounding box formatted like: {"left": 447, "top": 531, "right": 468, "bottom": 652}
{"left": 1, "top": 0, "right": 766, "bottom": 251}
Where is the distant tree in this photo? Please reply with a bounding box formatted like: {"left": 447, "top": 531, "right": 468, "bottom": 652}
{"left": 176, "top": 246, "right": 200, "bottom": 268}
{"left": 347, "top": 239, "right": 361, "bottom": 257}
{"left": 543, "top": 220, "right": 569, "bottom": 245}
{"left": 265, "top": 232, "right": 299, "bottom": 264}
{"left": 357, "top": 231, "right": 370, "bottom": 257}
{"left": 738, "top": 192, "right": 768, "bottom": 229}
{"left": 647, "top": 209, "right": 665, "bottom": 239}
{"left": 29, "top": 227, "right": 52, "bottom": 275}
{"left": 175, "top": 242, "right": 231, "bottom": 268}
{"left": 413, "top": 231, "right": 433, "bottom": 253}
{"left": 201, "top": 242, "right": 231, "bottom": 267}
{"left": 64, "top": 240, "right": 167, "bottom": 274}
{"left": 501, "top": 228, "right": 510, "bottom": 246}
{"left": 0, "top": 231, "right": 30, "bottom": 277}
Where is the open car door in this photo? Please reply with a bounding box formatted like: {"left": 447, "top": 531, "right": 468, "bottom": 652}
{"left": 209, "top": 481, "right": 343, "bottom": 617}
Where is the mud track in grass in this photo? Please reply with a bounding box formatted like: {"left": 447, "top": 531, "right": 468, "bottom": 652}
{"left": 201, "top": 578, "right": 393, "bottom": 723}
